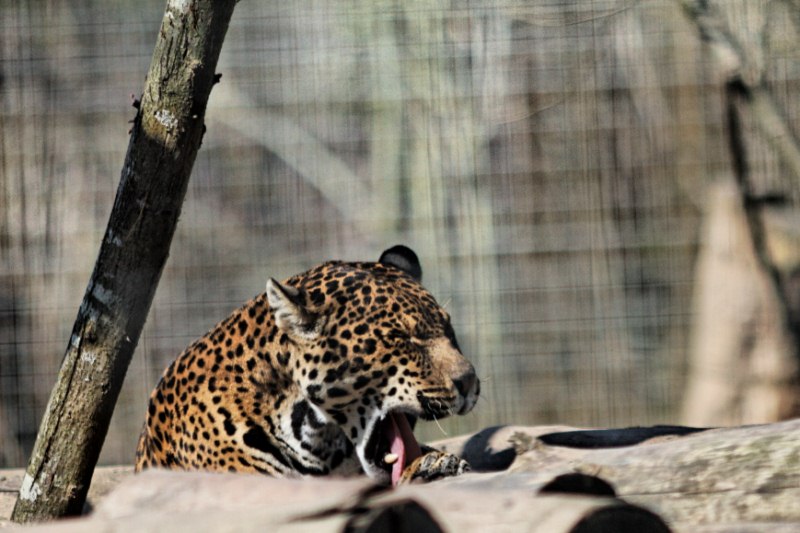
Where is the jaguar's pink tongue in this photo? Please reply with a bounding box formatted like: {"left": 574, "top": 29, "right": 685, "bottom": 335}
{"left": 387, "top": 413, "right": 422, "bottom": 486}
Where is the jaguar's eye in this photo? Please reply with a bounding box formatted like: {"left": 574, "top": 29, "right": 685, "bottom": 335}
{"left": 385, "top": 328, "right": 409, "bottom": 343}
{"left": 410, "top": 331, "right": 432, "bottom": 344}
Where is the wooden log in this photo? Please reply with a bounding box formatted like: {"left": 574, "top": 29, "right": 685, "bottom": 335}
{"left": 85, "top": 471, "right": 446, "bottom": 533}
{"left": 81, "top": 470, "right": 670, "bottom": 532}
{"left": 2, "top": 471, "right": 444, "bottom": 533}
{"left": 436, "top": 419, "right": 800, "bottom": 528}
{"left": 525, "top": 421, "right": 800, "bottom": 526}
{"left": 0, "top": 469, "right": 669, "bottom": 533}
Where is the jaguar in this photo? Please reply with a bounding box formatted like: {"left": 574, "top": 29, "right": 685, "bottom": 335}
{"left": 134, "top": 245, "right": 480, "bottom": 485}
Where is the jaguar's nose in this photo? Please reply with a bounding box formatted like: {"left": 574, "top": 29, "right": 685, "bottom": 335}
{"left": 453, "top": 371, "right": 477, "bottom": 398}
{"left": 453, "top": 369, "right": 479, "bottom": 414}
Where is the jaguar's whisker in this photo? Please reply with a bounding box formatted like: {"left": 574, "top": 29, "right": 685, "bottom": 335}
{"left": 432, "top": 414, "right": 449, "bottom": 436}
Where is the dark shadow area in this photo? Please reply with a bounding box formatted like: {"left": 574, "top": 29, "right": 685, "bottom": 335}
{"left": 539, "top": 425, "right": 709, "bottom": 449}
{"left": 573, "top": 506, "right": 672, "bottom": 533}
{"left": 539, "top": 473, "right": 616, "bottom": 497}
{"left": 345, "top": 499, "right": 444, "bottom": 533}
{"left": 459, "top": 425, "right": 517, "bottom": 472}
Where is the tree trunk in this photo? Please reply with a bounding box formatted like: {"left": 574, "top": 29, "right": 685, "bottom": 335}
{"left": 682, "top": 183, "right": 800, "bottom": 425}
{"left": 680, "top": 0, "right": 800, "bottom": 423}
{"left": 11, "top": 0, "right": 237, "bottom": 522}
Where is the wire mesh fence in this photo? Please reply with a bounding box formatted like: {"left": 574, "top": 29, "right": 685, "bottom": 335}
{"left": 2, "top": 0, "right": 799, "bottom": 467}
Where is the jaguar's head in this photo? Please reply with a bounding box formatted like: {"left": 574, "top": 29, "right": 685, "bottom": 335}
{"left": 266, "top": 245, "right": 479, "bottom": 484}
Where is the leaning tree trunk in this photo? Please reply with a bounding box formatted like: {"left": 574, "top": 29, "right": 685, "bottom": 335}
{"left": 11, "top": 0, "right": 237, "bottom": 522}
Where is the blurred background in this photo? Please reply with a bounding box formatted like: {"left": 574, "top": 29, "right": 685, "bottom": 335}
{"left": 3, "top": 0, "right": 800, "bottom": 468}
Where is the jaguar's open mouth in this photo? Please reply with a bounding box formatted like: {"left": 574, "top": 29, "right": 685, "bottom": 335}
{"left": 364, "top": 411, "right": 422, "bottom": 486}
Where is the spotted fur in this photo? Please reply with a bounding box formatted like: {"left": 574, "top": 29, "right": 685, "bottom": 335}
{"left": 135, "top": 246, "right": 480, "bottom": 484}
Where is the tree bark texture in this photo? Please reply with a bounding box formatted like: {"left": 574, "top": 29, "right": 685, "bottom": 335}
{"left": 436, "top": 420, "right": 800, "bottom": 528}
{"left": 11, "top": 0, "right": 237, "bottom": 522}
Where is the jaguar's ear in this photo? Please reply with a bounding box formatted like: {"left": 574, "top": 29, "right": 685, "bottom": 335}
{"left": 379, "top": 245, "right": 422, "bottom": 282}
{"left": 266, "top": 278, "right": 319, "bottom": 340}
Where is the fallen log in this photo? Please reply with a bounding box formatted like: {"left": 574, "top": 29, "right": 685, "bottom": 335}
{"left": 435, "top": 419, "right": 800, "bottom": 529}
{"left": 0, "top": 469, "right": 669, "bottom": 533}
